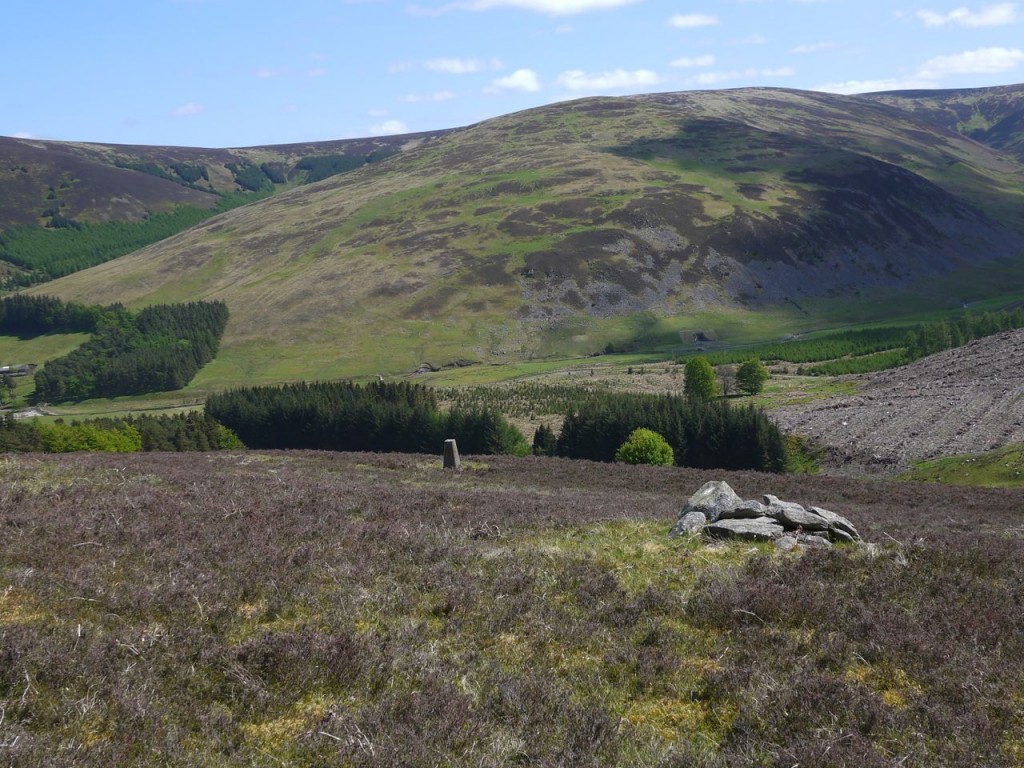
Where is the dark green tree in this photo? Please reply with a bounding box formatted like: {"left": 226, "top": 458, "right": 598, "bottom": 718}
{"left": 532, "top": 423, "right": 558, "bottom": 456}
{"left": 0, "top": 374, "right": 15, "bottom": 405}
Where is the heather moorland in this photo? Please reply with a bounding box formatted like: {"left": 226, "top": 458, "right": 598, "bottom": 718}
{"left": 2, "top": 450, "right": 1022, "bottom": 766}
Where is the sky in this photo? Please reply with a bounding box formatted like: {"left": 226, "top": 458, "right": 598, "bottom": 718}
{"left": 4, "top": 0, "right": 1024, "bottom": 148}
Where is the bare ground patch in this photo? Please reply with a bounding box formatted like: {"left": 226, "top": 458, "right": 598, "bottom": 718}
{"left": 771, "top": 329, "right": 1024, "bottom": 474}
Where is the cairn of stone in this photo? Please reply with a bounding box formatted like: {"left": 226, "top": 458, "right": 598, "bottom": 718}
{"left": 443, "top": 439, "right": 461, "bottom": 471}
{"left": 669, "top": 480, "right": 861, "bottom": 547}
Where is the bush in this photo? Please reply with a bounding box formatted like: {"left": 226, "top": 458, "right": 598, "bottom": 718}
{"left": 614, "top": 428, "right": 675, "bottom": 466}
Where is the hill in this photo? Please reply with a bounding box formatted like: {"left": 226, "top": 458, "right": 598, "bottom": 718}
{"left": 18, "top": 84, "right": 1024, "bottom": 382}
{"left": 772, "top": 327, "right": 1024, "bottom": 473}
{"left": 0, "top": 130, "right": 453, "bottom": 228}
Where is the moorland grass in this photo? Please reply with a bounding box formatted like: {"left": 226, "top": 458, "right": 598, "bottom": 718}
{"left": 2, "top": 451, "right": 1023, "bottom": 766}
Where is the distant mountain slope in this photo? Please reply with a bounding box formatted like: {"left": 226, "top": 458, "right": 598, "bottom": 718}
{"left": 862, "top": 83, "right": 1024, "bottom": 160}
{"left": 0, "top": 129, "right": 455, "bottom": 228}
{"left": 24, "top": 85, "right": 1024, "bottom": 380}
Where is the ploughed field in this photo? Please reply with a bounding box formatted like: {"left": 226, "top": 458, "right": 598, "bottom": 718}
{"left": 772, "top": 328, "right": 1024, "bottom": 474}
{"left": 2, "top": 450, "right": 1023, "bottom": 766}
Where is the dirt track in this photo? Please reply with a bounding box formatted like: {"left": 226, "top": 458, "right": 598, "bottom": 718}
{"left": 771, "top": 328, "right": 1024, "bottom": 474}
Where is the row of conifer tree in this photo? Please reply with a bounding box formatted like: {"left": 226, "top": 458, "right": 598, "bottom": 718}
{"left": 0, "top": 411, "right": 241, "bottom": 453}
{"left": 0, "top": 294, "right": 109, "bottom": 335}
{"left": 32, "top": 300, "right": 228, "bottom": 402}
{"left": 206, "top": 379, "right": 788, "bottom": 471}
{"left": 205, "top": 380, "right": 530, "bottom": 456}
{"left": 535, "top": 393, "right": 788, "bottom": 472}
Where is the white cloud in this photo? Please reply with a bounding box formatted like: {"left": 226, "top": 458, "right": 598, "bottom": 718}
{"left": 426, "top": 57, "right": 503, "bottom": 74}
{"left": 172, "top": 103, "right": 204, "bottom": 117}
{"left": 368, "top": 108, "right": 390, "bottom": 117}
{"left": 371, "top": 119, "right": 409, "bottom": 134}
{"left": 790, "top": 41, "right": 836, "bottom": 54}
{"left": 488, "top": 69, "right": 542, "bottom": 92}
{"left": 919, "top": 46, "right": 1024, "bottom": 76}
{"left": 427, "top": 58, "right": 485, "bottom": 74}
{"left": 671, "top": 54, "right": 715, "bottom": 67}
{"left": 688, "top": 66, "right": 795, "bottom": 86}
{"left": 255, "top": 67, "right": 285, "bottom": 79}
{"left": 556, "top": 68, "right": 660, "bottom": 91}
{"left": 917, "top": 3, "right": 1018, "bottom": 27}
{"left": 412, "top": 0, "right": 641, "bottom": 14}
{"left": 403, "top": 90, "right": 457, "bottom": 102}
{"left": 670, "top": 12, "right": 719, "bottom": 28}
{"left": 737, "top": 33, "right": 768, "bottom": 44}
{"left": 13, "top": 131, "right": 38, "bottom": 139}
{"left": 817, "top": 77, "right": 936, "bottom": 94}
{"left": 817, "top": 45, "right": 1024, "bottom": 95}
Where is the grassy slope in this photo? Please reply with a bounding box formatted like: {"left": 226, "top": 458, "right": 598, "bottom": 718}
{"left": 23, "top": 88, "right": 1024, "bottom": 388}
{"left": 901, "top": 443, "right": 1024, "bottom": 487}
{"left": 2, "top": 450, "right": 1023, "bottom": 766}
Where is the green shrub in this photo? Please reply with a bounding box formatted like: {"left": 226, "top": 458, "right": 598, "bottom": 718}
{"left": 614, "top": 428, "right": 675, "bottom": 466}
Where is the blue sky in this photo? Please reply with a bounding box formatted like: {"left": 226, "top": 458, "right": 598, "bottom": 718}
{"left": 4, "top": 0, "right": 1023, "bottom": 147}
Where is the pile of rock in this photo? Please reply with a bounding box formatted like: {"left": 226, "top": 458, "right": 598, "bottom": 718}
{"left": 669, "top": 480, "right": 861, "bottom": 546}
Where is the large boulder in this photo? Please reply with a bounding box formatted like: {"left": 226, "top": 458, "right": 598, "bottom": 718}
{"left": 670, "top": 481, "right": 743, "bottom": 538}
{"left": 672, "top": 509, "right": 707, "bottom": 536}
{"left": 810, "top": 506, "right": 861, "bottom": 541}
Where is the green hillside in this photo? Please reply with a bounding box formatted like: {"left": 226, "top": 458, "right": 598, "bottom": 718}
{"left": 12, "top": 85, "right": 1024, "bottom": 387}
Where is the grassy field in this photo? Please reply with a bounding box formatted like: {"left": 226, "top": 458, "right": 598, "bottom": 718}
{"left": 2, "top": 450, "right": 1023, "bottom": 766}
{"left": 900, "top": 444, "right": 1024, "bottom": 487}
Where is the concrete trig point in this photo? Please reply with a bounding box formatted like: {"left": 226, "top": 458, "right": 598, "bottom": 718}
{"left": 443, "top": 439, "right": 461, "bottom": 470}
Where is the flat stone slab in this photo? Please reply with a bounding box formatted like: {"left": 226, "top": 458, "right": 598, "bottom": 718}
{"left": 718, "top": 500, "right": 768, "bottom": 520}
{"left": 706, "top": 517, "right": 785, "bottom": 542}
{"left": 771, "top": 504, "right": 830, "bottom": 532}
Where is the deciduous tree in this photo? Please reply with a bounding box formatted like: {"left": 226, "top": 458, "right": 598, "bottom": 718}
{"left": 684, "top": 357, "right": 718, "bottom": 402}
{"left": 736, "top": 359, "right": 769, "bottom": 396}
{"left": 614, "top": 427, "right": 674, "bottom": 466}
